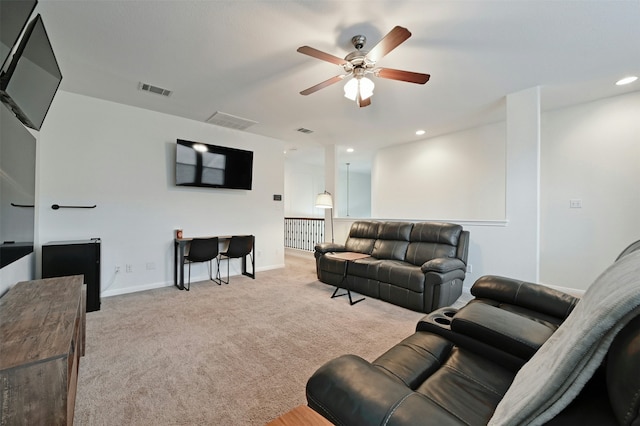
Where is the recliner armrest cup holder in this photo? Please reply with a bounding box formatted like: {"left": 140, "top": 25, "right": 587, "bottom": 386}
{"left": 417, "top": 307, "right": 459, "bottom": 331}
{"left": 416, "top": 304, "right": 531, "bottom": 372}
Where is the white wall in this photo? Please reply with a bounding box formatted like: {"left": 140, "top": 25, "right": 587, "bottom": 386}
{"left": 540, "top": 91, "right": 640, "bottom": 290}
{"left": 336, "top": 165, "right": 371, "bottom": 218}
{"left": 38, "top": 91, "right": 285, "bottom": 296}
{"left": 363, "top": 89, "right": 640, "bottom": 292}
{"left": 372, "top": 122, "right": 506, "bottom": 221}
{"left": 284, "top": 159, "right": 324, "bottom": 217}
{"left": 367, "top": 90, "right": 542, "bottom": 288}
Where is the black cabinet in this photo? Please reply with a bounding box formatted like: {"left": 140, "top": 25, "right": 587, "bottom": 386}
{"left": 42, "top": 239, "right": 101, "bottom": 312}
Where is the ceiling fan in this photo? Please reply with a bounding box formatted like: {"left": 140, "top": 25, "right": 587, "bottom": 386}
{"left": 297, "top": 26, "right": 430, "bottom": 108}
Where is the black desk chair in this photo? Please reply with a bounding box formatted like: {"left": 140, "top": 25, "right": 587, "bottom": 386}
{"left": 183, "top": 237, "right": 219, "bottom": 290}
{"left": 216, "top": 235, "right": 253, "bottom": 284}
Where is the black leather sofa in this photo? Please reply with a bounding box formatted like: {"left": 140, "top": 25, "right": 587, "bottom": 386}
{"left": 305, "top": 271, "right": 640, "bottom": 425}
{"left": 314, "top": 221, "right": 469, "bottom": 313}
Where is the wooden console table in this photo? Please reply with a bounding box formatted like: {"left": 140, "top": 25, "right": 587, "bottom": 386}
{"left": 0, "top": 275, "right": 86, "bottom": 425}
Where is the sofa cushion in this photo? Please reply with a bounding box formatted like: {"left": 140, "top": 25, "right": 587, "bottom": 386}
{"left": 411, "top": 222, "right": 463, "bottom": 245}
{"left": 344, "top": 221, "right": 379, "bottom": 254}
{"left": 307, "top": 332, "right": 515, "bottom": 426}
{"left": 377, "top": 260, "right": 425, "bottom": 292}
{"left": 347, "top": 256, "right": 382, "bottom": 280}
{"left": 371, "top": 222, "right": 412, "bottom": 261}
{"left": 377, "top": 221, "right": 413, "bottom": 240}
{"left": 415, "top": 346, "right": 514, "bottom": 425}
{"left": 373, "top": 332, "right": 453, "bottom": 389}
{"left": 406, "top": 222, "right": 463, "bottom": 266}
{"left": 372, "top": 239, "right": 410, "bottom": 261}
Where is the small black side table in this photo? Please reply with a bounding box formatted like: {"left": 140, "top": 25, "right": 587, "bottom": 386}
{"left": 42, "top": 238, "right": 101, "bottom": 312}
{"left": 326, "top": 252, "right": 369, "bottom": 305}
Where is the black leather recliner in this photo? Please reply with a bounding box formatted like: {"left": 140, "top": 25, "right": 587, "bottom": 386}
{"left": 306, "top": 273, "right": 640, "bottom": 425}
{"left": 315, "top": 221, "right": 470, "bottom": 313}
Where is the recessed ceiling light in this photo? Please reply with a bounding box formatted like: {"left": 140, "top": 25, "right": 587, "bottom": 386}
{"left": 346, "top": 148, "right": 354, "bottom": 153}
{"left": 616, "top": 76, "right": 638, "bottom": 86}
{"left": 416, "top": 130, "right": 426, "bottom": 136}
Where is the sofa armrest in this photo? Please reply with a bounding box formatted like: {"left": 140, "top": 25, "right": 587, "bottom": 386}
{"left": 421, "top": 257, "right": 466, "bottom": 274}
{"left": 306, "top": 354, "right": 462, "bottom": 426}
{"left": 451, "top": 302, "right": 555, "bottom": 360}
{"left": 306, "top": 354, "right": 411, "bottom": 425}
{"left": 314, "top": 243, "right": 346, "bottom": 254}
{"left": 471, "top": 275, "right": 579, "bottom": 320}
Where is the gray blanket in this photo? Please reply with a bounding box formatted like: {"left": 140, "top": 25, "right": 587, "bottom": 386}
{"left": 488, "top": 250, "right": 640, "bottom": 426}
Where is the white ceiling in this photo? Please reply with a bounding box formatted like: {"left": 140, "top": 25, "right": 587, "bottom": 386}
{"left": 35, "top": 0, "right": 640, "bottom": 170}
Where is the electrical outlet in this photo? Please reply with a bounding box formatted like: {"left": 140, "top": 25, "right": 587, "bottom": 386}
{"left": 115, "top": 266, "right": 120, "bottom": 273}
{"left": 467, "top": 264, "right": 473, "bottom": 273}
{"left": 126, "top": 264, "right": 133, "bottom": 273}
{"left": 146, "top": 262, "right": 155, "bottom": 270}
{"left": 569, "top": 199, "right": 582, "bottom": 209}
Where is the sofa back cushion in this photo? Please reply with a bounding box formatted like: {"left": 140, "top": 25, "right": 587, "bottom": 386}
{"left": 405, "top": 222, "right": 463, "bottom": 266}
{"left": 371, "top": 222, "right": 412, "bottom": 260}
{"left": 344, "top": 221, "right": 380, "bottom": 254}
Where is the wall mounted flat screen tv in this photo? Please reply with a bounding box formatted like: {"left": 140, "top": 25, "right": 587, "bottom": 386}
{"left": 176, "top": 139, "right": 253, "bottom": 190}
{"left": 0, "top": 14, "right": 62, "bottom": 130}
{"left": 0, "top": 0, "right": 38, "bottom": 70}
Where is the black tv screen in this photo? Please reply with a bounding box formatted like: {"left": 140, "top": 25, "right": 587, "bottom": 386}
{"left": 0, "top": 14, "right": 62, "bottom": 130}
{"left": 176, "top": 139, "right": 253, "bottom": 190}
{"left": 0, "top": 0, "right": 37, "bottom": 70}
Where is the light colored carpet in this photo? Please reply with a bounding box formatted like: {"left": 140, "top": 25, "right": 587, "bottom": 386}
{"left": 74, "top": 254, "right": 469, "bottom": 425}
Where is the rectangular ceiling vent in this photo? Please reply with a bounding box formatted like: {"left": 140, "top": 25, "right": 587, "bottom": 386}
{"left": 296, "top": 127, "right": 314, "bottom": 134}
{"left": 138, "top": 82, "right": 172, "bottom": 97}
{"left": 206, "top": 111, "right": 258, "bottom": 131}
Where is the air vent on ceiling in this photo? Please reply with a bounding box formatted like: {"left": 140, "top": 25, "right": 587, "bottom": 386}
{"left": 138, "top": 82, "right": 172, "bottom": 97}
{"left": 296, "top": 127, "right": 314, "bottom": 134}
{"left": 206, "top": 111, "right": 258, "bottom": 131}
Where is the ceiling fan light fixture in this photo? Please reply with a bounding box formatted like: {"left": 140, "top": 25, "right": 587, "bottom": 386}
{"left": 344, "top": 76, "right": 375, "bottom": 101}
{"left": 344, "top": 77, "right": 358, "bottom": 100}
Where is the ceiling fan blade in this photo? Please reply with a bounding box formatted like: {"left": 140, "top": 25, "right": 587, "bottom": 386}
{"left": 375, "top": 68, "right": 431, "bottom": 84}
{"left": 297, "top": 46, "right": 348, "bottom": 66}
{"left": 300, "top": 74, "right": 346, "bottom": 96}
{"left": 357, "top": 94, "right": 372, "bottom": 108}
{"left": 366, "top": 26, "right": 411, "bottom": 63}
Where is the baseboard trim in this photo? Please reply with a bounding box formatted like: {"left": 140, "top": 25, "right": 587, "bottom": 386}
{"left": 101, "top": 263, "right": 285, "bottom": 298}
